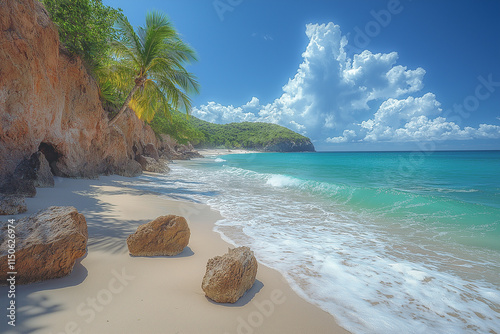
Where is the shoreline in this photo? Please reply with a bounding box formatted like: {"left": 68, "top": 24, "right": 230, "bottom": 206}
{"left": 0, "top": 174, "right": 349, "bottom": 334}
{"left": 197, "top": 148, "right": 259, "bottom": 156}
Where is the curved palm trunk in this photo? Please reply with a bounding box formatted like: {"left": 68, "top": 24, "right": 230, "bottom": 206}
{"left": 108, "top": 84, "right": 140, "bottom": 126}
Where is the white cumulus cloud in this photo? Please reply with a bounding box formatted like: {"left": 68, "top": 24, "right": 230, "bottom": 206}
{"left": 192, "top": 22, "right": 500, "bottom": 145}
{"left": 326, "top": 130, "right": 357, "bottom": 143}
{"left": 360, "top": 94, "right": 500, "bottom": 142}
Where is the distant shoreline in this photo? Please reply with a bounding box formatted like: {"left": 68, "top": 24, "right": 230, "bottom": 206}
{"left": 196, "top": 148, "right": 259, "bottom": 156}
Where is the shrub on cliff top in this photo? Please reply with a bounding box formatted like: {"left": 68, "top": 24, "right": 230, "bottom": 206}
{"left": 40, "top": 0, "right": 122, "bottom": 68}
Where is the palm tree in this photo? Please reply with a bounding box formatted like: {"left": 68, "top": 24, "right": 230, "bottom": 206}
{"left": 107, "top": 11, "right": 199, "bottom": 126}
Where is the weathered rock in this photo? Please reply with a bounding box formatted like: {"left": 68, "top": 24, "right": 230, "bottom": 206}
{"left": 1, "top": 151, "right": 55, "bottom": 194}
{"left": 0, "top": 174, "right": 36, "bottom": 198}
{"left": 181, "top": 150, "right": 204, "bottom": 159}
{"left": 34, "top": 151, "right": 55, "bottom": 187}
{"left": 127, "top": 215, "right": 190, "bottom": 256}
{"left": 115, "top": 159, "right": 143, "bottom": 177}
{"left": 136, "top": 155, "right": 153, "bottom": 170}
{"left": 0, "top": 206, "right": 88, "bottom": 284}
{"left": 0, "top": 0, "right": 158, "bottom": 181}
{"left": 158, "top": 134, "right": 178, "bottom": 158}
{"left": 143, "top": 143, "right": 160, "bottom": 161}
{"left": 263, "top": 139, "right": 315, "bottom": 152}
{"left": 176, "top": 142, "right": 204, "bottom": 159}
{"left": 0, "top": 155, "right": 38, "bottom": 197}
{"left": 0, "top": 195, "right": 27, "bottom": 215}
{"left": 202, "top": 247, "right": 258, "bottom": 303}
{"left": 156, "top": 159, "right": 171, "bottom": 173}
{"left": 136, "top": 155, "right": 170, "bottom": 173}
{"left": 157, "top": 134, "right": 203, "bottom": 160}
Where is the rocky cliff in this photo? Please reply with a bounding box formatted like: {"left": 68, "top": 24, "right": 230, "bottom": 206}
{"left": 0, "top": 0, "right": 161, "bottom": 182}
{"left": 0, "top": 0, "right": 199, "bottom": 194}
{"left": 263, "top": 139, "right": 315, "bottom": 152}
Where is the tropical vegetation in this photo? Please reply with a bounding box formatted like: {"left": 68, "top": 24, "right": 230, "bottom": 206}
{"left": 105, "top": 12, "right": 199, "bottom": 125}
{"left": 40, "top": 0, "right": 122, "bottom": 69}
{"left": 41, "top": 0, "right": 307, "bottom": 150}
{"left": 42, "top": 0, "right": 199, "bottom": 125}
{"left": 150, "top": 110, "right": 206, "bottom": 145}
{"left": 191, "top": 118, "right": 312, "bottom": 150}
{"left": 151, "top": 113, "right": 312, "bottom": 150}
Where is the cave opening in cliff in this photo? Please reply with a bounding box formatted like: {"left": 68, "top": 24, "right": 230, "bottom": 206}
{"left": 38, "top": 142, "right": 61, "bottom": 175}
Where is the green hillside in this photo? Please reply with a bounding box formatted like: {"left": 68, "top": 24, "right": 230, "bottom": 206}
{"left": 151, "top": 112, "right": 315, "bottom": 152}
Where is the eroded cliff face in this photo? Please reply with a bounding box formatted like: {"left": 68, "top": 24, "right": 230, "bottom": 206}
{"left": 263, "top": 139, "right": 316, "bottom": 152}
{"left": 0, "top": 0, "right": 158, "bottom": 181}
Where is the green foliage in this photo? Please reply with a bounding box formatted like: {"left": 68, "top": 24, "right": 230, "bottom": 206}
{"left": 150, "top": 112, "right": 311, "bottom": 150}
{"left": 106, "top": 11, "right": 200, "bottom": 123}
{"left": 150, "top": 111, "right": 205, "bottom": 145}
{"left": 188, "top": 117, "right": 311, "bottom": 150}
{"left": 40, "top": 0, "right": 122, "bottom": 68}
{"left": 41, "top": 3, "right": 199, "bottom": 123}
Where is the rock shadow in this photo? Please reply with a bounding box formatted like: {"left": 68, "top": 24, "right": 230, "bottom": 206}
{"left": 205, "top": 279, "right": 264, "bottom": 307}
{"left": 128, "top": 246, "right": 195, "bottom": 259}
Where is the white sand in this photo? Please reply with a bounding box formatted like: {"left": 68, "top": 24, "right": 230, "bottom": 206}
{"left": 0, "top": 175, "right": 349, "bottom": 334}
{"left": 197, "top": 148, "right": 258, "bottom": 157}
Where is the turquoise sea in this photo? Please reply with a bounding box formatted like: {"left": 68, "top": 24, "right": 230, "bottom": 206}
{"left": 134, "top": 151, "right": 500, "bottom": 333}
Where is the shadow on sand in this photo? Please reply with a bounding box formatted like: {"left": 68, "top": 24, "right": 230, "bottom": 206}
{"left": 128, "top": 246, "right": 195, "bottom": 259}
{"left": 0, "top": 259, "right": 88, "bottom": 334}
{"left": 205, "top": 279, "right": 265, "bottom": 307}
{"left": 0, "top": 174, "right": 220, "bottom": 333}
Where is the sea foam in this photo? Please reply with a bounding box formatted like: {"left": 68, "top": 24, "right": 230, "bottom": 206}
{"left": 266, "top": 174, "right": 301, "bottom": 187}
{"left": 130, "top": 158, "right": 500, "bottom": 334}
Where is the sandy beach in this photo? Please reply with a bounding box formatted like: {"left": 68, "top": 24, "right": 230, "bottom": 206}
{"left": 197, "top": 148, "right": 258, "bottom": 157}
{"left": 0, "top": 174, "right": 348, "bottom": 334}
{"left": 1, "top": 0, "right": 497, "bottom": 332}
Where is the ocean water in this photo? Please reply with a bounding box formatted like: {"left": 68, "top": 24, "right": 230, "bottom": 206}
{"left": 132, "top": 151, "right": 500, "bottom": 333}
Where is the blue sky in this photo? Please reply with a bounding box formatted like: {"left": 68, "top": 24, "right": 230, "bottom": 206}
{"left": 103, "top": 0, "right": 500, "bottom": 151}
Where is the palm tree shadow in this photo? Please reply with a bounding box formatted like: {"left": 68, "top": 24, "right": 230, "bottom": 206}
{"left": 5, "top": 172, "right": 212, "bottom": 332}
{"left": 119, "top": 176, "right": 220, "bottom": 203}
{"left": 0, "top": 259, "right": 88, "bottom": 334}
{"left": 122, "top": 183, "right": 218, "bottom": 203}
{"left": 85, "top": 214, "right": 144, "bottom": 254}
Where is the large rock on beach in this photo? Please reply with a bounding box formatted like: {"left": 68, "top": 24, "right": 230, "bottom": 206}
{"left": 127, "top": 215, "right": 190, "bottom": 256}
{"left": 0, "top": 151, "right": 54, "bottom": 197}
{"left": 33, "top": 151, "right": 55, "bottom": 188}
{"left": 0, "top": 195, "right": 27, "bottom": 215}
{"left": 0, "top": 154, "right": 38, "bottom": 198}
{"left": 202, "top": 246, "right": 258, "bottom": 303}
{"left": 143, "top": 143, "right": 160, "bottom": 161}
{"left": 114, "top": 158, "right": 143, "bottom": 177}
{"left": 0, "top": 206, "right": 88, "bottom": 284}
{"left": 136, "top": 155, "right": 170, "bottom": 174}
{"left": 157, "top": 134, "right": 203, "bottom": 160}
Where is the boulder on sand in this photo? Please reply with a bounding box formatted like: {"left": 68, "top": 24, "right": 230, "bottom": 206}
{"left": 0, "top": 195, "right": 27, "bottom": 215}
{"left": 127, "top": 215, "right": 190, "bottom": 256}
{"left": 0, "top": 206, "right": 88, "bottom": 284}
{"left": 202, "top": 246, "right": 258, "bottom": 303}
{"left": 0, "top": 154, "right": 38, "bottom": 198}
{"left": 143, "top": 143, "right": 160, "bottom": 161}
{"left": 34, "top": 151, "right": 55, "bottom": 188}
{"left": 136, "top": 155, "right": 170, "bottom": 173}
